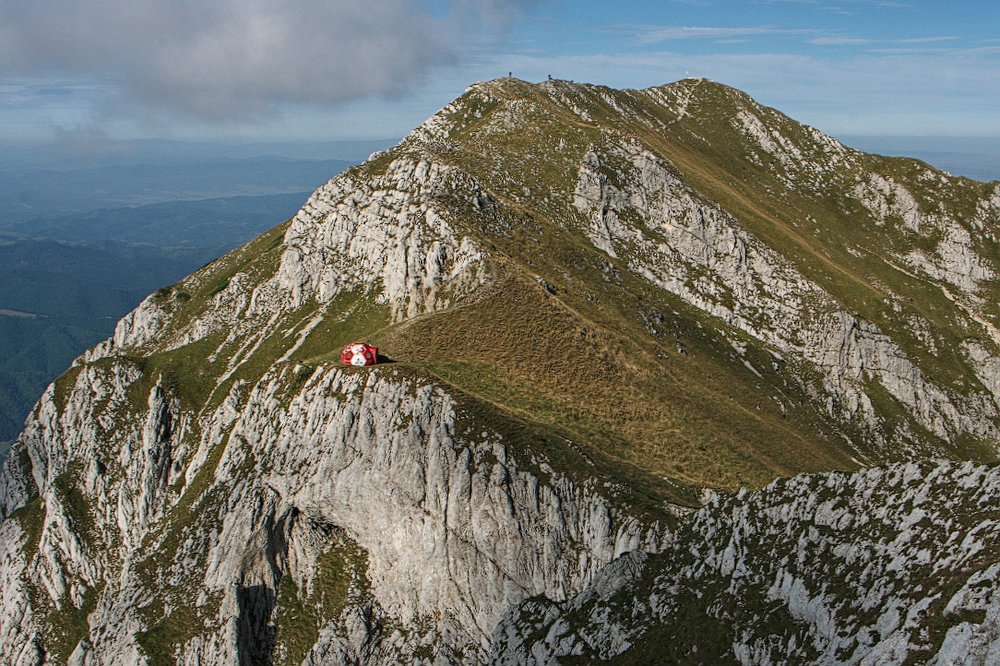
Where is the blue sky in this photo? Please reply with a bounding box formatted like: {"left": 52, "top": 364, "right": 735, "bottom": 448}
{"left": 1, "top": 0, "right": 998, "bottom": 148}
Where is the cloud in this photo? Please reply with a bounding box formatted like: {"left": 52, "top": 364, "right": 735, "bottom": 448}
{"left": 0, "top": 0, "right": 539, "bottom": 120}
{"left": 636, "top": 25, "right": 813, "bottom": 44}
{"left": 809, "top": 37, "right": 870, "bottom": 45}
{"left": 894, "top": 36, "right": 959, "bottom": 44}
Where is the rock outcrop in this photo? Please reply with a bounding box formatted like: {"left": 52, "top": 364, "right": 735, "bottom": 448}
{"left": 2, "top": 357, "right": 671, "bottom": 664}
{"left": 494, "top": 460, "right": 1000, "bottom": 664}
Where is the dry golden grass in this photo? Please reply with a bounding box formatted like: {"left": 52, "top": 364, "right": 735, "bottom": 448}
{"left": 384, "top": 265, "right": 858, "bottom": 495}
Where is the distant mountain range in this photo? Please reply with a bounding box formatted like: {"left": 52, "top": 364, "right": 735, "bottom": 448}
{"left": 0, "top": 157, "right": 351, "bottom": 224}
{"left": 3, "top": 191, "right": 313, "bottom": 247}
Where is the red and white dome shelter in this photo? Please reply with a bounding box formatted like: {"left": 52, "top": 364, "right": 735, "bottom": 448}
{"left": 340, "top": 341, "right": 379, "bottom": 367}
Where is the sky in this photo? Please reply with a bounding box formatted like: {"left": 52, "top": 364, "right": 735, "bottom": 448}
{"left": 1, "top": 0, "right": 998, "bottom": 155}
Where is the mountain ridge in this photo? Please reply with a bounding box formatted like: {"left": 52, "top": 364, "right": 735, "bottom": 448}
{"left": 1, "top": 77, "right": 999, "bottom": 663}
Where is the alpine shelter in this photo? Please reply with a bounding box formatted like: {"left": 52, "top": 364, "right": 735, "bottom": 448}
{"left": 341, "top": 342, "right": 379, "bottom": 367}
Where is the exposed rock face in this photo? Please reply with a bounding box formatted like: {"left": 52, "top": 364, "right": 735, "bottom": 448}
{"left": 1, "top": 361, "right": 667, "bottom": 665}
{"left": 493, "top": 460, "right": 1000, "bottom": 665}
{"left": 573, "top": 140, "right": 996, "bottom": 451}
{"left": 1, "top": 77, "right": 999, "bottom": 664}
{"left": 277, "top": 157, "right": 488, "bottom": 318}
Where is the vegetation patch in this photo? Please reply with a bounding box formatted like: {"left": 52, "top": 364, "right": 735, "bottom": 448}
{"left": 137, "top": 593, "right": 223, "bottom": 666}
{"left": 51, "top": 364, "right": 85, "bottom": 417}
{"left": 293, "top": 289, "right": 392, "bottom": 367}
{"left": 52, "top": 461, "right": 97, "bottom": 546}
{"left": 11, "top": 495, "right": 44, "bottom": 561}
{"left": 385, "top": 256, "right": 856, "bottom": 497}
{"left": 273, "top": 530, "right": 371, "bottom": 665}
{"left": 22, "top": 580, "right": 102, "bottom": 665}
{"left": 126, "top": 333, "right": 226, "bottom": 415}
{"left": 207, "top": 277, "right": 230, "bottom": 298}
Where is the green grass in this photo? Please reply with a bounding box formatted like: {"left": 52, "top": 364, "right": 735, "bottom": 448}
{"left": 52, "top": 461, "right": 97, "bottom": 545}
{"left": 273, "top": 531, "right": 371, "bottom": 666}
{"left": 291, "top": 289, "right": 392, "bottom": 367}
{"left": 11, "top": 495, "right": 44, "bottom": 561}
{"left": 50, "top": 585, "right": 100, "bottom": 663}
{"left": 136, "top": 594, "right": 222, "bottom": 666}
{"left": 136, "top": 613, "right": 183, "bottom": 666}
{"left": 126, "top": 334, "right": 225, "bottom": 413}
{"left": 273, "top": 574, "right": 319, "bottom": 666}
{"left": 27, "top": 584, "right": 100, "bottom": 664}
{"left": 15, "top": 562, "right": 102, "bottom": 665}
{"left": 51, "top": 364, "right": 85, "bottom": 417}
{"left": 207, "top": 277, "right": 230, "bottom": 297}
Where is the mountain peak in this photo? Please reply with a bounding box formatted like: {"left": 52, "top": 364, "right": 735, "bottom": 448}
{"left": 455, "top": 75, "right": 768, "bottom": 127}
{"left": 408, "top": 75, "right": 839, "bottom": 181}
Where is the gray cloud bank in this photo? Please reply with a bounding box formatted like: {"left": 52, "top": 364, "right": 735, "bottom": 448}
{"left": 0, "top": 0, "right": 536, "bottom": 119}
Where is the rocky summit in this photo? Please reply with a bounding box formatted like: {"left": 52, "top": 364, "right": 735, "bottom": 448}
{"left": 2, "top": 77, "right": 1000, "bottom": 664}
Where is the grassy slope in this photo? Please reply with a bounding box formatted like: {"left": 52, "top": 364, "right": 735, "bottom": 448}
{"left": 373, "top": 78, "right": 999, "bottom": 487}
{"left": 351, "top": 82, "right": 857, "bottom": 493}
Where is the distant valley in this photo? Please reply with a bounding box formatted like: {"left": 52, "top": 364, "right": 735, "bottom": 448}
{"left": 0, "top": 155, "right": 357, "bottom": 453}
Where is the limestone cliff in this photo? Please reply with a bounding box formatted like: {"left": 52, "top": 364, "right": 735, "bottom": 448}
{"left": 494, "top": 460, "right": 1000, "bottom": 664}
